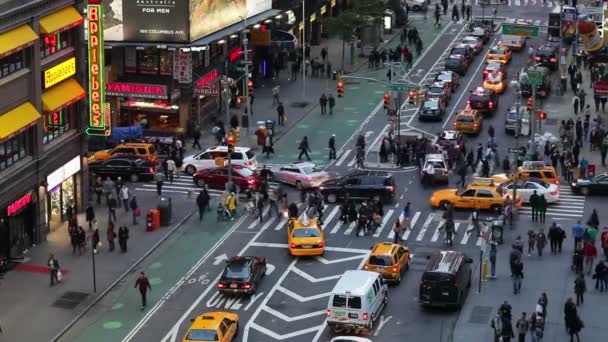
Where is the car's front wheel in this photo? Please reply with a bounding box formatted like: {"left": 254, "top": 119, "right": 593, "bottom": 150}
{"left": 130, "top": 173, "right": 139, "bottom": 182}
{"left": 580, "top": 187, "right": 590, "bottom": 196}
{"left": 185, "top": 165, "right": 196, "bottom": 175}
{"left": 439, "top": 200, "right": 451, "bottom": 209}
{"left": 326, "top": 193, "right": 338, "bottom": 203}
{"left": 196, "top": 178, "right": 206, "bottom": 187}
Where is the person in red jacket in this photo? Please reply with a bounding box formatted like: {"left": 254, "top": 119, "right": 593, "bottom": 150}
{"left": 584, "top": 242, "right": 598, "bottom": 275}
{"left": 135, "top": 272, "right": 152, "bottom": 310}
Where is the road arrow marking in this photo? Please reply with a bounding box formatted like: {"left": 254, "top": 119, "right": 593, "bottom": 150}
{"left": 265, "top": 264, "right": 276, "bottom": 276}
{"left": 262, "top": 307, "right": 327, "bottom": 322}
{"left": 276, "top": 286, "right": 331, "bottom": 302}
{"left": 213, "top": 253, "right": 228, "bottom": 265}
{"left": 374, "top": 315, "right": 393, "bottom": 336}
{"left": 247, "top": 322, "right": 321, "bottom": 341}
{"left": 291, "top": 266, "right": 342, "bottom": 282}
{"left": 365, "top": 130, "right": 374, "bottom": 138}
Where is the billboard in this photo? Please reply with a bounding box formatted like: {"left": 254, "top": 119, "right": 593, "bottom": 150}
{"left": 102, "top": 0, "right": 271, "bottom": 42}
{"left": 103, "top": 0, "right": 189, "bottom": 42}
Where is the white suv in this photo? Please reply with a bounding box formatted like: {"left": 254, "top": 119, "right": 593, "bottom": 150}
{"left": 182, "top": 146, "right": 258, "bottom": 175}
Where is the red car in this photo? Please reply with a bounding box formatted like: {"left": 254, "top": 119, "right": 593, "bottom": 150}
{"left": 483, "top": 61, "right": 507, "bottom": 79}
{"left": 193, "top": 165, "right": 261, "bottom": 191}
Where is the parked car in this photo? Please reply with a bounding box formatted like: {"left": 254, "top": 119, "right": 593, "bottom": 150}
{"left": 182, "top": 146, "right": 257, "bottom": 175}
{"left": 319, "top": 170, "right": 397, "bottom": 203}
{"left": 89, "top": 157, "right": 157, "bottom": 182}
{"left": 268, "top": 161, "right": 337, "bottom": 189}
{"left": 192, "top": 165, "right": 261, "bottom": 191}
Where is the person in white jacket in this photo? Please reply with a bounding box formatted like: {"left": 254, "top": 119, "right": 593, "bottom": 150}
{"left": 120, "top": 186, "right": 130, "bottom": 211}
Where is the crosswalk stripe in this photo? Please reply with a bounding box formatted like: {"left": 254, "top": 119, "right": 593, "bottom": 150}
{"left": 260, "top": 216, "right": 278, "bottom": 231}
{"left": 274, "top": 217, "right": 288, "bottom": 231}
{"left": 399, "top": 212, "right": 420, "bottom": 240}
{"left": 460, "top": 224, "right": 474, "bottom": 245}
{"left": 135, "top": 188, "right": 189, "bottom": 194}
{"left": 248, "top": 207, "right": 271, "bottom": 229}
{"left": 373, "top": 209, "right": 394, "bottom": 237}
{"left": 323, "top": 207, "right": 340, "bottom": 230}
{"left": 416, "top": 213, "right": 435, "bottom": 241}
{"left": 344, "top": 221, "right": 357, "bottom": 235}
{"left": 431, "top": 220, "right": 444, "bottom": 242}
{"left": 347, "top": 157, "right": 356, "bottom": 167}
{"left": 335, "top": 149, "right": 351, "bottom": 167}
{"left": 330, "top": 221, "right": 343, "bottom": 234}
{"left": 519, "top": 207, "right": 584, "bottom": 214}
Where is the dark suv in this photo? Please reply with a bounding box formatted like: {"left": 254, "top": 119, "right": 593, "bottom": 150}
{"left": 445, "top": 54, "right": 469, "bottom": 75}
{"left": 319, "top": 170, "right": 397, "bottom": 203}
{"left": 419, "top": 250, "right": 473, "bottom": 309}
{"left": 534, "top": 45, "right": 559, "bottom": 70}
{"left": 467, "top": 87, "right": 498, "bottom": 115}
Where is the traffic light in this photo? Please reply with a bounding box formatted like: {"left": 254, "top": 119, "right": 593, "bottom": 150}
{"left": 231, "top": 127, "right": 240, "bottom": 143}
{"left": 236, "top": 96, "right": 244, "bottom": 105}
{"left": 408, "top": 91, "right": 415, "bottom": 106}
{"left": 247, "top": 80, "right": 254, "bottom": 97}
{"left": 415, "top": 89, "right": 422, "bottom": 104}
{"left": 527, "top": 97, "right": 534, "bottom": 112}
{"left": 383, "top": 93, "right": 391, "bottom": 110}
{"left": 537, "top": 110, "right": 547, "bottom": 120}
{"left": 227, "top": 136, "right": 235, "bottom": 153}
{"left": 336, "top": 80, "right": 344, "bottom": 97}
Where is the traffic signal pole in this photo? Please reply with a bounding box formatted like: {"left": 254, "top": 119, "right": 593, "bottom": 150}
{"left": 529, "top": 85, "right": 537, "bottom": 159}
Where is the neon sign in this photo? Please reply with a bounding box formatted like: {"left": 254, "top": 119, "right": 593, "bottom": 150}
{"left": 44, "top": 57, "right": 76, "bottom": 88}
{"left": 86, "top": 1, "right": 109, "bottom": 136}
{"left": 195, "top": 69, "right": 219, "bottom": 87}
{"left": 8, "top": 193, "right": 32, "bottom": 216}
{"left": 229, "top": 47, "right": 242, "bottom": 62}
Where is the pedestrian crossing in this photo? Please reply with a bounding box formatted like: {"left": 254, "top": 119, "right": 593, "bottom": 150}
{"left": 517, "top": 186, "right": 586, "bottom": 220}
{"left": 473, "top": 0, "right": 559, "bottom": 6}
{"left": 133, "top": 175, "right": 280, "bottom": 197}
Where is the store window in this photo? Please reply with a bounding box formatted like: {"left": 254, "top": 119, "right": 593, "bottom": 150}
{"left": 43, "top": 104, "right": 74, "bottom": 144}
{"left": 0, "top": 132, "right": 27, "bottom": 170}
{"left": 40, "top": 28, "right": 76, "bottom": 58}
{"left": 137, "top": 47, "right": 159, "bottom": 75}
{"left": 0, "top": 49, "right": 29, "bottom": 79}
{"left": 160, "top": 50, "right": 173, "bottom": 76}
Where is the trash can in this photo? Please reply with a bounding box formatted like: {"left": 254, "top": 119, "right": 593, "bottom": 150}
{"left": 146, "top": 209, "right": 160, "bottom": 231}
{"left": 157, "top": 197, "right": 172, "bottom": 226}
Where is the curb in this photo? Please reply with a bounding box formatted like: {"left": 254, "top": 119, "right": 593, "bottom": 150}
{"left": 51, "top": 210, "right": 195, "bottom": 342}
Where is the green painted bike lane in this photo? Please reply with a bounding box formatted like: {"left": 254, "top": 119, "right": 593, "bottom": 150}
{"left": 263, "top": 16, "right": 450, "bottom": 166}
{"left": 57, "top": 212, "right": 237, "bottom": 342}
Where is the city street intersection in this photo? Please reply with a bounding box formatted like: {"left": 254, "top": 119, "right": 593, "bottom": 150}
{"left": 53, "top": 3, "right": 608, "bottom": 342}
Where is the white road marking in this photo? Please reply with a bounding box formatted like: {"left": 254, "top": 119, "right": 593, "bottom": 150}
{"left": 262, "top": 306, "right": 327, "bottom": 322}
{"left": 291, "top": 266, "right": 342, "bottom": 282}
{"left": 460, "top": 224, "right": 474, "bottom": 244}
{"left": 335, "top": 149, "right": 351, "bottom": 167}
{"left": 274, "top": 217, "right": 288, "bottom": 231}
{"left": 344, "top": 221, "right": 357, "bottom": 235}
{"left": 373, "top": 209, "right": 394, "bottom": 237}
{"left": 323, "top": 206, "right": 340, "bottom": 229}
{"left": 398, "top": 211, "right": 420, "bottom": 240}
{"left": 330, "top": 221, "right": 343, "bottom": 234}
{"left": 431, "top": 220, "right": 445, "bottom": 242}
{"left": 416, "top": 213, "right": 435, "bottom": 241}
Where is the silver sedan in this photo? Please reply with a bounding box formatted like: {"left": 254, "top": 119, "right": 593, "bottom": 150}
{"left": 268, "top": 162, "right": 338, "bottom": 189}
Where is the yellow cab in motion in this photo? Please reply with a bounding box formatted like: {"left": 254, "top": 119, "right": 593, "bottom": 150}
{"left": 182, "top": 311, "right": 239, "bottom": 342}
{"left": 486, "top": 45, "right": 512, "bottom": 64}
{"left": 88, "top": 143, "right": 159, "bottom": 162}
{"left": 482, "top": 71, "right": 507, "bottom": 94}
{"left": 287, "top": 215, "right": 325, "bottom": 256}
{"left": 491, "top": 161, "right": 560, "bottom": 188}
{"left": 453, "top": 109, "right": 483, "bottom": 134}
{"left": 363, "top": 242, "right": 410, "bottom": 284}
{"left": 430, "top": 177, "right": 521, "bottom": 212}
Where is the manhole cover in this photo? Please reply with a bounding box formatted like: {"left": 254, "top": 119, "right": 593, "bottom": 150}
{"left": 52, "top": 291, "right": 89, "bottom": 310}
{"left": 469, "top": 305, "right": 493, "bottom": 324}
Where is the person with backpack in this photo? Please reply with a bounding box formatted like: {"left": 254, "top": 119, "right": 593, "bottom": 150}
{"left": 118, "top": 226, "right": 130, "bottom": 253}
{"left": 574, "top": 273, "right": 586, "bottom": 305}
{"left": 515, "top": 312, "right": 529, "bottom": 342}
{"left": 511, "top": 257, "right": 524, "bottom": 294}
{"left": 196, "top": 189, "right": 210, "bottom": 221}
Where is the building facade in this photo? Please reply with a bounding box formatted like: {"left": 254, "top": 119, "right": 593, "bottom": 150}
{"left": 0, "top": 0, "right": 87, "bottom": 260}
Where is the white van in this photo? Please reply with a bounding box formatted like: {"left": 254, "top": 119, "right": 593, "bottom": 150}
{"left": 326, "top": 270, "right": 388, "bottom": 331}
{"left": 501, "top": 35, "right": 526, "bottom": 51}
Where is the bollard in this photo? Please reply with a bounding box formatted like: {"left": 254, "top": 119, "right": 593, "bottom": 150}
{"left": 482, "top": 258, "right": 489, "bottom": 282}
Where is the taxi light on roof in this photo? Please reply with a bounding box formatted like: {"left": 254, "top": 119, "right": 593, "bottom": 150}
{"left": 471, "top": 177, "right": 495, "bottom": 186}
{"left": 522, "top": 161, "right": 546, "bottom": 169}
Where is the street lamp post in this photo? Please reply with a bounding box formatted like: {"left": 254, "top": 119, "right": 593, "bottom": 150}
{"left": 241, "top": 17, "right": 252, "bottom": 135}
{"left": 302, "top": 0, "right": 306, "bottom": 101}
{"left": 91, "top": 240, "right": 97, "bottom": 293}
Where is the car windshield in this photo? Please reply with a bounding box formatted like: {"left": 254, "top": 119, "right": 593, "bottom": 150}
{"left": 236, "top": 167, "right": 255, "bottom": 177}
{"left": 531, "top": 181, "right": 550, "bottom": 188}
{"left": 428, "top": 87, "right": 443, "bottom": 94}
{"left": 423, "top": 272, "right": 454, "bottom": 283}
{"left": 369, "top": 255, "right": 394, "bottom": 266}
{"left": 301, "top": 165, "right": 323, "bottom": 174}
{"left": 457, "top": 115, "right": 475, "bottom": 122}
{"left": 536, "top": 49, "right": 554, "bottom": 57}
{"left": 224, "top": 263, "right": 250, "bottom": 279}
{"left": 462, "top": 39, "right": 477, "bottom": 45}
{"left": 486, "top": 73, "right": 502, "bottom": 83}
{"left": 451, "top": 48, "right": 467, "bottom": 55}
{"left": 436, "top": 73, "right": 451, "bottom": 82}
{"left": 423, "top": 100, "right": 439, "bottom": 109}
{"left": 446, "top": 58, "right": 462, "bottom": 65}
{"left": 490, "top": 48, "right": 506, "bottom": 54}
{"left": 293, "top": 228, "right": 320, "bottom": 238}
{"left": 186, "top": 329, "right": 219, "bottom": 341}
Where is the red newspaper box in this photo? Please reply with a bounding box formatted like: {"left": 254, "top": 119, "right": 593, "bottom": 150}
{"left": 587, "top": 164, "right": 596, "bottom": 178}
{"left": 146, "top": 209, "right": 160, "bottom": 231}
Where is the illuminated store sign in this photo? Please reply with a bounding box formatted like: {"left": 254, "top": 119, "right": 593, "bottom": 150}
{"left": 106, "top": 82, "right": 168, "bottom": 99}
{"left": 7, "top": 193, "right": 32, "bottom": 216}
{"left": 195, "top": 69, "right": 219, "bottom": 87}
{"left": 47, "top": 155, "right": 81, "bottom": 190}
{"left": 86, "top": 0, "right": 110, "bottom": 136}
{"left": 44, "top": 57, "right": 76, "bottom": 88}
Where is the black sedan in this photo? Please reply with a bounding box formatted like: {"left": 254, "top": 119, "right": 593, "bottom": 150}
{"left": 445, "top": 54, "right": 469, "bottom": 75}
{"left": 418, "top": 98, "right": 446, "bottom": 121}
{"left": 89, "top": 157, "right": 157, "bottom": 182}
{"left": 217, "top": 256, "right": 267, "bottom": 295}
{"left": 467, "top": 87, "right": 498, "bottom": 115}
{"left": 571, "top": 173, "right": 608, "bottom": 196}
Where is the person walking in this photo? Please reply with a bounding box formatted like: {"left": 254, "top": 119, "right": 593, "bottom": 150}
{"left": 574, "top": 273, "right": 586, "bottom": 305}
{"left": 527, "top": 229, "right": 537, "bottom": 257}
{"left": 135, "top": 272, "right": 152, "bottom": 310}
{"left": 76, "top": 226, "right": 86, "bottom": 256}
{"left": 536, "top": 229, "right": 547, "bottom": 257}
{"left": 166, "top": 158, "right": 176, "bottom": 184}
{"left": 120, "top": 186, "right": 130, "bottom": 211}
{"left": 272, "top": 85, "right": 280, "bottom": 105}
{"left": 154, "top": 168, "right": 164, "bottom": 196}
{"left": 538, "top": 195, "right": 547, "bottom": 224}
{"left": 85, "top": 203, "right": 95, "bottom": 231}
{"left": 130, "top": 195, "right": 140, "bottom": 225}
{"left": 529, "top": 191, "right": 539, "bottom": 222}
{"left": 392, "top": 220, "right": 402, "bottom": 244}
{"left": 277, "top": 102, "right": 285, "bottom": 126}
{"left": 118, "top": 226, "right": 129, "bottom": 252}
{"left": 583, "top": 241, "right": 597, "bottom": 275}
{"left": 572, "top": 94, "right": 580, "bottom": 115}
{"left": 538, "top": 292, "right": 548, "bottom": 319}
{"left": 593, "top": 260, "right": 607, "bottom": 291}
{"left": 107, "top": 193, "right": 117, "bottom": 222}
{"left": 298, "top": 136, "right": 312, "bottom": 161}
{"left": 328, "top": 94, "right": 336, "bottom": 115}
{"left": 501, "top": 318, "right": 515, "bottom": 342}
{"left": 548, "top": 222, "right": 561, "bottom": 253}
{"left": 319, "top": 94, "right": 328, "bottom": 115}
{"left": 567, "top": 312, "right": 583, "bottom": 342}
{"left": 47, "top": 254, "right": 60, "bottom": 286}
{"left": 511, "top": 257, "right": 524, "bottom": 294}
{"left": 192, "top": 127, "right": 202, "bottom": 150}
{"left": 515, "top": 312, "right": 529, "bottom": 342}
{"left": 196, "top": 189, "right": 210, "bottom": 221}
{"left": 107, "top": 221, "right": 116, "bottom": 252}
{"left": 328, "top": 134, "right": 336, "bottom": 160}
{"left": 572, "top": 220, "right": 585, "bottom": 249}
{"left": 92, "top": 227, "right": 100, "bottom": 254}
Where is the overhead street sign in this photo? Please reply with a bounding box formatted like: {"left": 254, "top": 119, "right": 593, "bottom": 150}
{"left": 391, "top": 83, "right": 414, "bottom": 92}
{"left": 508, "top": 147, "right": 524, "bottom": 153}
{"left": 502, "top": 24, "right": 539, "bottom": 38}
{"left": 527, "top": 69, "right": 543, "bottom": 86}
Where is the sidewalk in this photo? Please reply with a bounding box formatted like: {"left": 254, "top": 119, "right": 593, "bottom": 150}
{"left": 0, "top": 189, "right": 199, "bottom": 342}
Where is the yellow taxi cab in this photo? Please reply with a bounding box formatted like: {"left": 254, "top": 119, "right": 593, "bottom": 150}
{"left": 430, "top": 177, "right": 521, "bottom": 212}
{"left": 453, "top": 110, "right": 483, "bottom": 134}
{"left": 287, "top": 215, "right": 325, "bottom": 256}
{"left": 182, "top": 311, "right": 239, "bottom": 342}
{"left": 486, "top": 45, "right": 512, "bottom": 64}
{"left": 492, "top": 161, "right": 560, "bottom": 188}
{"left": 88, "top": 143, "right": 159, "bottom": 162}
{"left": 482, "top": 71, "right": 507, "bottom": 94}
{"left": 363, "top": 242, "right": 410, "bottom": 284}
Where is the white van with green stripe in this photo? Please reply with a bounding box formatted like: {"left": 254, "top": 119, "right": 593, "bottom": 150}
{"left": 326, "top": 270, "right": 388, "bottom": 331}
